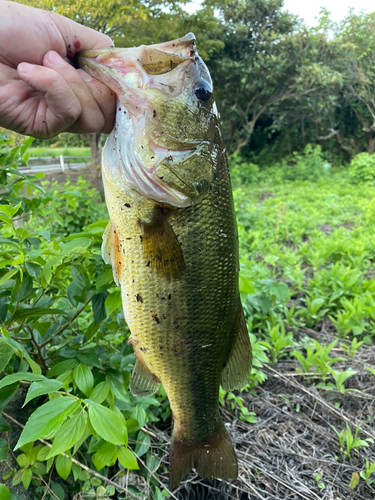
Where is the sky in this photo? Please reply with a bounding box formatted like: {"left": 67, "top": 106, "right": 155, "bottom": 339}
{"left": 184, "top": 0, "right": 375, "bottom": 25}
{"left": 283, "top": 0, "right": 374, "bottom": 26}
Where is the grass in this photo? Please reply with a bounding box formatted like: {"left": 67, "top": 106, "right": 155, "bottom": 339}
{"left": 28, "top": 147, "right": 90, "bottom": 157}
{"left": 235, "top": 174, "right": 375, "bottom": 342}
{"left": 215, "top": 170, "right": 375, "bottom": 499}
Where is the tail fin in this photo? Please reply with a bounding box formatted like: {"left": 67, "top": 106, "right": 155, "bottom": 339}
{"left": 169, "top": 421, "right": 238, "bottom": 489}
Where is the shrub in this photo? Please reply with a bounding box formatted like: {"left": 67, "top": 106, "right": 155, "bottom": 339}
{"left": 0, "top": 135, "right": 169, "bottom": 498}
{"left": 349, "top": 152, "right": 375, "bottom": 184}
{"left": 279, "top": 144, "right": 330, "bottom": 182}
{"left": 25, "top": 177, "right": 107, "bottom": 237}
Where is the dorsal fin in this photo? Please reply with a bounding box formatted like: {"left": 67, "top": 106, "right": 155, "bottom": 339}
{"left": 102, "top": 222, "right": 122, "bottom": 286}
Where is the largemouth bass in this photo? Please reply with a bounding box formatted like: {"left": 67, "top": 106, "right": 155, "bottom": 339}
{"left": 79, "top": 33, "right": 252, "bottom": 488}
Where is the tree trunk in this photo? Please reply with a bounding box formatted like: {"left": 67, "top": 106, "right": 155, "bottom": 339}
{"left": 84, "top": 133, "right": 104, "bottom": 197}
{"left": 366, "top": 133, "right": 375, "bottom": 154}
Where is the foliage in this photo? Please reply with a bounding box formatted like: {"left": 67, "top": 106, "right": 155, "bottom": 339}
{"left": 333, "top": 424, "right": 374, "bottom": 460}
{"left": 24, "top": 177, "right": 107, "bottom": 236}
{"left": 28, "top": 147, "right": 90, "bottom": 158}
{"left": 234, "top": 162, "right": 375, "bottom": 342}
{"left": 360, "top": 458, "right": 375, "bottom": 485}
{"left": 349, "top": 153, "right": 375, "bottom": 184}
{"left": 0, "top": 137, "right": 168, "bottom": 498}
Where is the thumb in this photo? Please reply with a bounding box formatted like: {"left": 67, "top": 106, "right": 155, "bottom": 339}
{"left": 17, "top": 62, "right": 82, "bottom": 138}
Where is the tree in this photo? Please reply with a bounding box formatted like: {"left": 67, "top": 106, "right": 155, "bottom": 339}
{"left": 331, "top": 10, "right": 375, "bottom": 155}
{"left": 22, "top": 0, "right": 191, "bottom": 191}
{"left": 203, "top": 0, "right": 342, "bottom": 152}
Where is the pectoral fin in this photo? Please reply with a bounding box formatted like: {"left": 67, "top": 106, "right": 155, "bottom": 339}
{"left": 221, "top": 304, "right": 252, "bottom": 390}
{"left": 130, "top": 359, "right": 160, "bottom": 397}
{"left": 138, "top": 208, "right": 185, "bottom": 279}
{"left": 102, "top": 222, "right": 122, "bottom": 286}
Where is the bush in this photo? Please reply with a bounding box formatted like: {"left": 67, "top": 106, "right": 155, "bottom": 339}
{"left": 279, "top": 144, "right": 330, "bottom": 182}
{"left": 25, "top": 177, "right": 107, "bottom": 237}
{"left": 0, "top": 135, "right": 170, "bottom": 499}
{"left": 349, "top": 152, "right": 375, "bottom": 184}
{"left": 230, "top": 144, "right": 330, "bottom": 186}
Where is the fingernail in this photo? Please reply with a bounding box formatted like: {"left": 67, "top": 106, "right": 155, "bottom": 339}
{"left": 18, "top": 62, "right": 34, "bottom": 74}
{"left": 78, "top": 69, "right": 92, "bottom": 83}
{"left": 46, "top": 50, "right": 66, "bottom": 67}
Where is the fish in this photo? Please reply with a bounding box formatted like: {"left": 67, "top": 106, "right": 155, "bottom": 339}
{"left": 78, "top": 33, "right": 252, "bottom": 488}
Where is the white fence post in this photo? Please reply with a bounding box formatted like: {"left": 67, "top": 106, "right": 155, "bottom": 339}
{"left": 60, "top": 155, "right": 65, "bottom": 172}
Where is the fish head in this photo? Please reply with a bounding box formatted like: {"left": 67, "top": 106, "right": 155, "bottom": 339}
{"left": 78, "top": 33, "right": 217, "bottom": 207}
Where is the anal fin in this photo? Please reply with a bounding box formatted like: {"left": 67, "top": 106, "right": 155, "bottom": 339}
{"left": 221, "top": 303, "right": 252, "bottom": 391}
{"left": 138, "top": 208, "right": 185, "bottom": 279}
{"left": 102, "top": 222, "right": 122, "bottom": 286}
{"left": 130, "top": 359, "right": 160, "bottom": 397}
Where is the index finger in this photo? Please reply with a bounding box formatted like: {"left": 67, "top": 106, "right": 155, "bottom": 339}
{"left": 0, "top": 1, "right": 113, "bottom": 67}
{"left": 47, "top": 10, "right": 114, "bottom": 60}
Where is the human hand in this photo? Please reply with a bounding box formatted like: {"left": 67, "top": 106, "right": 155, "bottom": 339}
{"left": 0, "top": 0, "right": 116, "bottom": 138}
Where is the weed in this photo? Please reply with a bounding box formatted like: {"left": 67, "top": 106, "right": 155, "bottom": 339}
{"left": 317, "top": 368, "right": 357, "bottom": 394}
{"left": 315, "top": 472, "right": 325, "bottom": 490}
{"left": 260, "top": 321, "right": 294, "bottom": 363}
{"left": 219, "top": 388, "right": 257, "bottom": 424}
{"left": 333, "top": 424, "right": 374, "bottom": 460}
{"left": 360, "top": 458, "right": 375, "bottom": 485}
{"left": 292, "top": 339, "right": 346, "bottom": 379}
{"left": 340, "top": 338, "right": 364, "bottom": 358}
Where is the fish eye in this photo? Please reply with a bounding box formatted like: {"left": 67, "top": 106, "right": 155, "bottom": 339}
{"left": 194, "top": 80, "right": 212, "bottom": 101}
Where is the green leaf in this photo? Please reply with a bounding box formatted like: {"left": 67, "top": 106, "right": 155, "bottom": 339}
{"left": 0, "top": 342, "right": 15, "bottom": 372}
{"left": 96, "top": 269, "right": 114, "bottom": 291}
{"left": 0, "top": 438, "right": 7, "bottom": 460}
{"left": 135, "top": 431, "right": 150, "bottom": 457}
{"left": 25, "top": 262, "right": 41, "bottom": 280}
{"left": 23, "top": 379, "right": 64, "bottom": 407}
{"left": 47, "top": 412, "right": 86, "bottom": 458}
{"left": 89, "top": 382, "right": 110, "bottom": 404}
{"left": 51, "top": 480, "right": 65, "bottom": 500}
{"left": 11, "top": 307, "right": 63, "bottom": 321}
{"left": 42, "top": 255, "right": 63, "bottom": 284}
{"left": 88, "top": 405, "right": 128, "bottom": 446}
{"left": 62, "top": 237, "right": 91, "bottom": 256}
{"left": 0, "top": 202, "right": 21, "bottom": 219}
{"left": 271, "top": 282, "right": 289, "bottom": 301}
{"left": 0, "top": 269, "right": 18, "bottom": 287}
{"left": 47, "top": 359, "right": 79, "bottom": 378}
{"left": 25, "top": 356, "right": 42, "bottom": 375}
{"left": 131, "top": 406, "right": 147, "bottom": 428}
{"left": 0, "top": 383, "right": 19, "bottom": 412}
{"left": 55, "top": 454, "right": 72, "bottom": 480}
{"left": 0, "top": 416, "right": 10, "bottom": 433}
{"left": 0, "top": 484, "right": 10, "bottom": 500}
{"left": 105, "top": 290, "right": 122, "bottom": 316}
{"left": 21, "top": 468, "right": 32, "bottom": 490}
{"left": 15, "top": 277, "right": 33, "bottom": 302}
{"left": 0, "top": 372, "right": 45, "bottom": 390}
{"left": 92, "top": 441, "right": 117, "bottom": 471}
{"left": 37, "top": 446, "right": 51, "bottom": 461}
{"left": 239, "top": 275, "right": 254, "bottom": 294}
{"left": 117, "top": 447, "right": 139, "bottom": 470}
{"left": 92, "top": 292, "right": 108, "bottom": 324}
{"left": 32, "top": 461, "right": 46, "bottom": 476}
{"left": 73, "top": 365, "right": 94, "bottom": 397}
{"left": 16, "top": 453, "right": 29, "bottom": 468}
{"left": 15, "top": 397, "right": 81, "bottom": 449}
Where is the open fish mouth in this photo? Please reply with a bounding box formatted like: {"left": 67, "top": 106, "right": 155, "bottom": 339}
{"left": 79, "top": 32, "right": 198, "bottom": 76}
{"left": 78, "top": 33, "right": 215, "bottom": 207}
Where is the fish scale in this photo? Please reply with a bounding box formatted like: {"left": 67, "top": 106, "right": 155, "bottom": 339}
{"left": 78, "top": 33, "right": 252, "bottom": 488}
